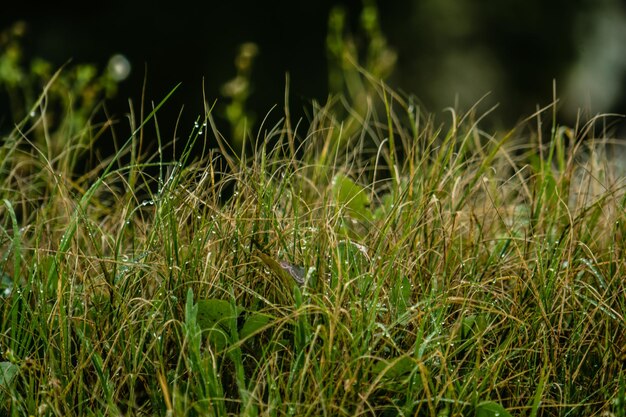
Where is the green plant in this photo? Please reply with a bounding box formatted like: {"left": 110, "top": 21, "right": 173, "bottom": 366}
{"left": 1, "top": 14, "right": 624, "bottom": 417}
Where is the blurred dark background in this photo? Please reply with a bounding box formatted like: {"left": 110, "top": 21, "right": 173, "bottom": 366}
{"left": 2, "top": 0, "right": 626, "bottom": 151}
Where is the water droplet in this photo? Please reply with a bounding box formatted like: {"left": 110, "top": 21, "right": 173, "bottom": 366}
{"left": 107, "top": 54, "right": 131, "bottom": 81}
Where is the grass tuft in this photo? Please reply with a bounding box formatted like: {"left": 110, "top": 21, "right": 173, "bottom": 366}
{"left": 1, "top": 73, "right": 624, "bottom": 416}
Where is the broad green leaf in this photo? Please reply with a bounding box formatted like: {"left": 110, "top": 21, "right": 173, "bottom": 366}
{"left": 239, "top": 312, "right": 274, "bottom": 341}
{"left": 475, "top": 401, "right": 512, "bottom": 417}
{"left": 196, "top": 299, "right": 243, "bottom": 351}
{"left": 196, "top": 299, "right": 243, "bottom": 329}
{"left": 0, "top": 361, "right": 18, "bottom": 387}
{"left": 331, "top": 173, "right": 372, "bottom": 220}
{"left": 373, "top": 192, "right": 395, "bottom": 221}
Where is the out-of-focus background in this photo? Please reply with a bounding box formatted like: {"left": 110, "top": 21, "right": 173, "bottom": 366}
{"left": 2, "top": 0, "right": 626, "bottom": 144}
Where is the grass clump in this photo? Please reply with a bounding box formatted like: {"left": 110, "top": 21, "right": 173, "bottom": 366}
{"left": 1, "top": 64, "right": 625, "bottom": 417}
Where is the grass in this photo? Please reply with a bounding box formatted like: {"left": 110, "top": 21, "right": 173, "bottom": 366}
{"left": 0, "top": 69, "right": 625, "bottom": 417}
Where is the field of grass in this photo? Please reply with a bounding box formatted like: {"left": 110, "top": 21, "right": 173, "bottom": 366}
{"left": 1, "top": 61, "right": 625, "bottom": 416}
